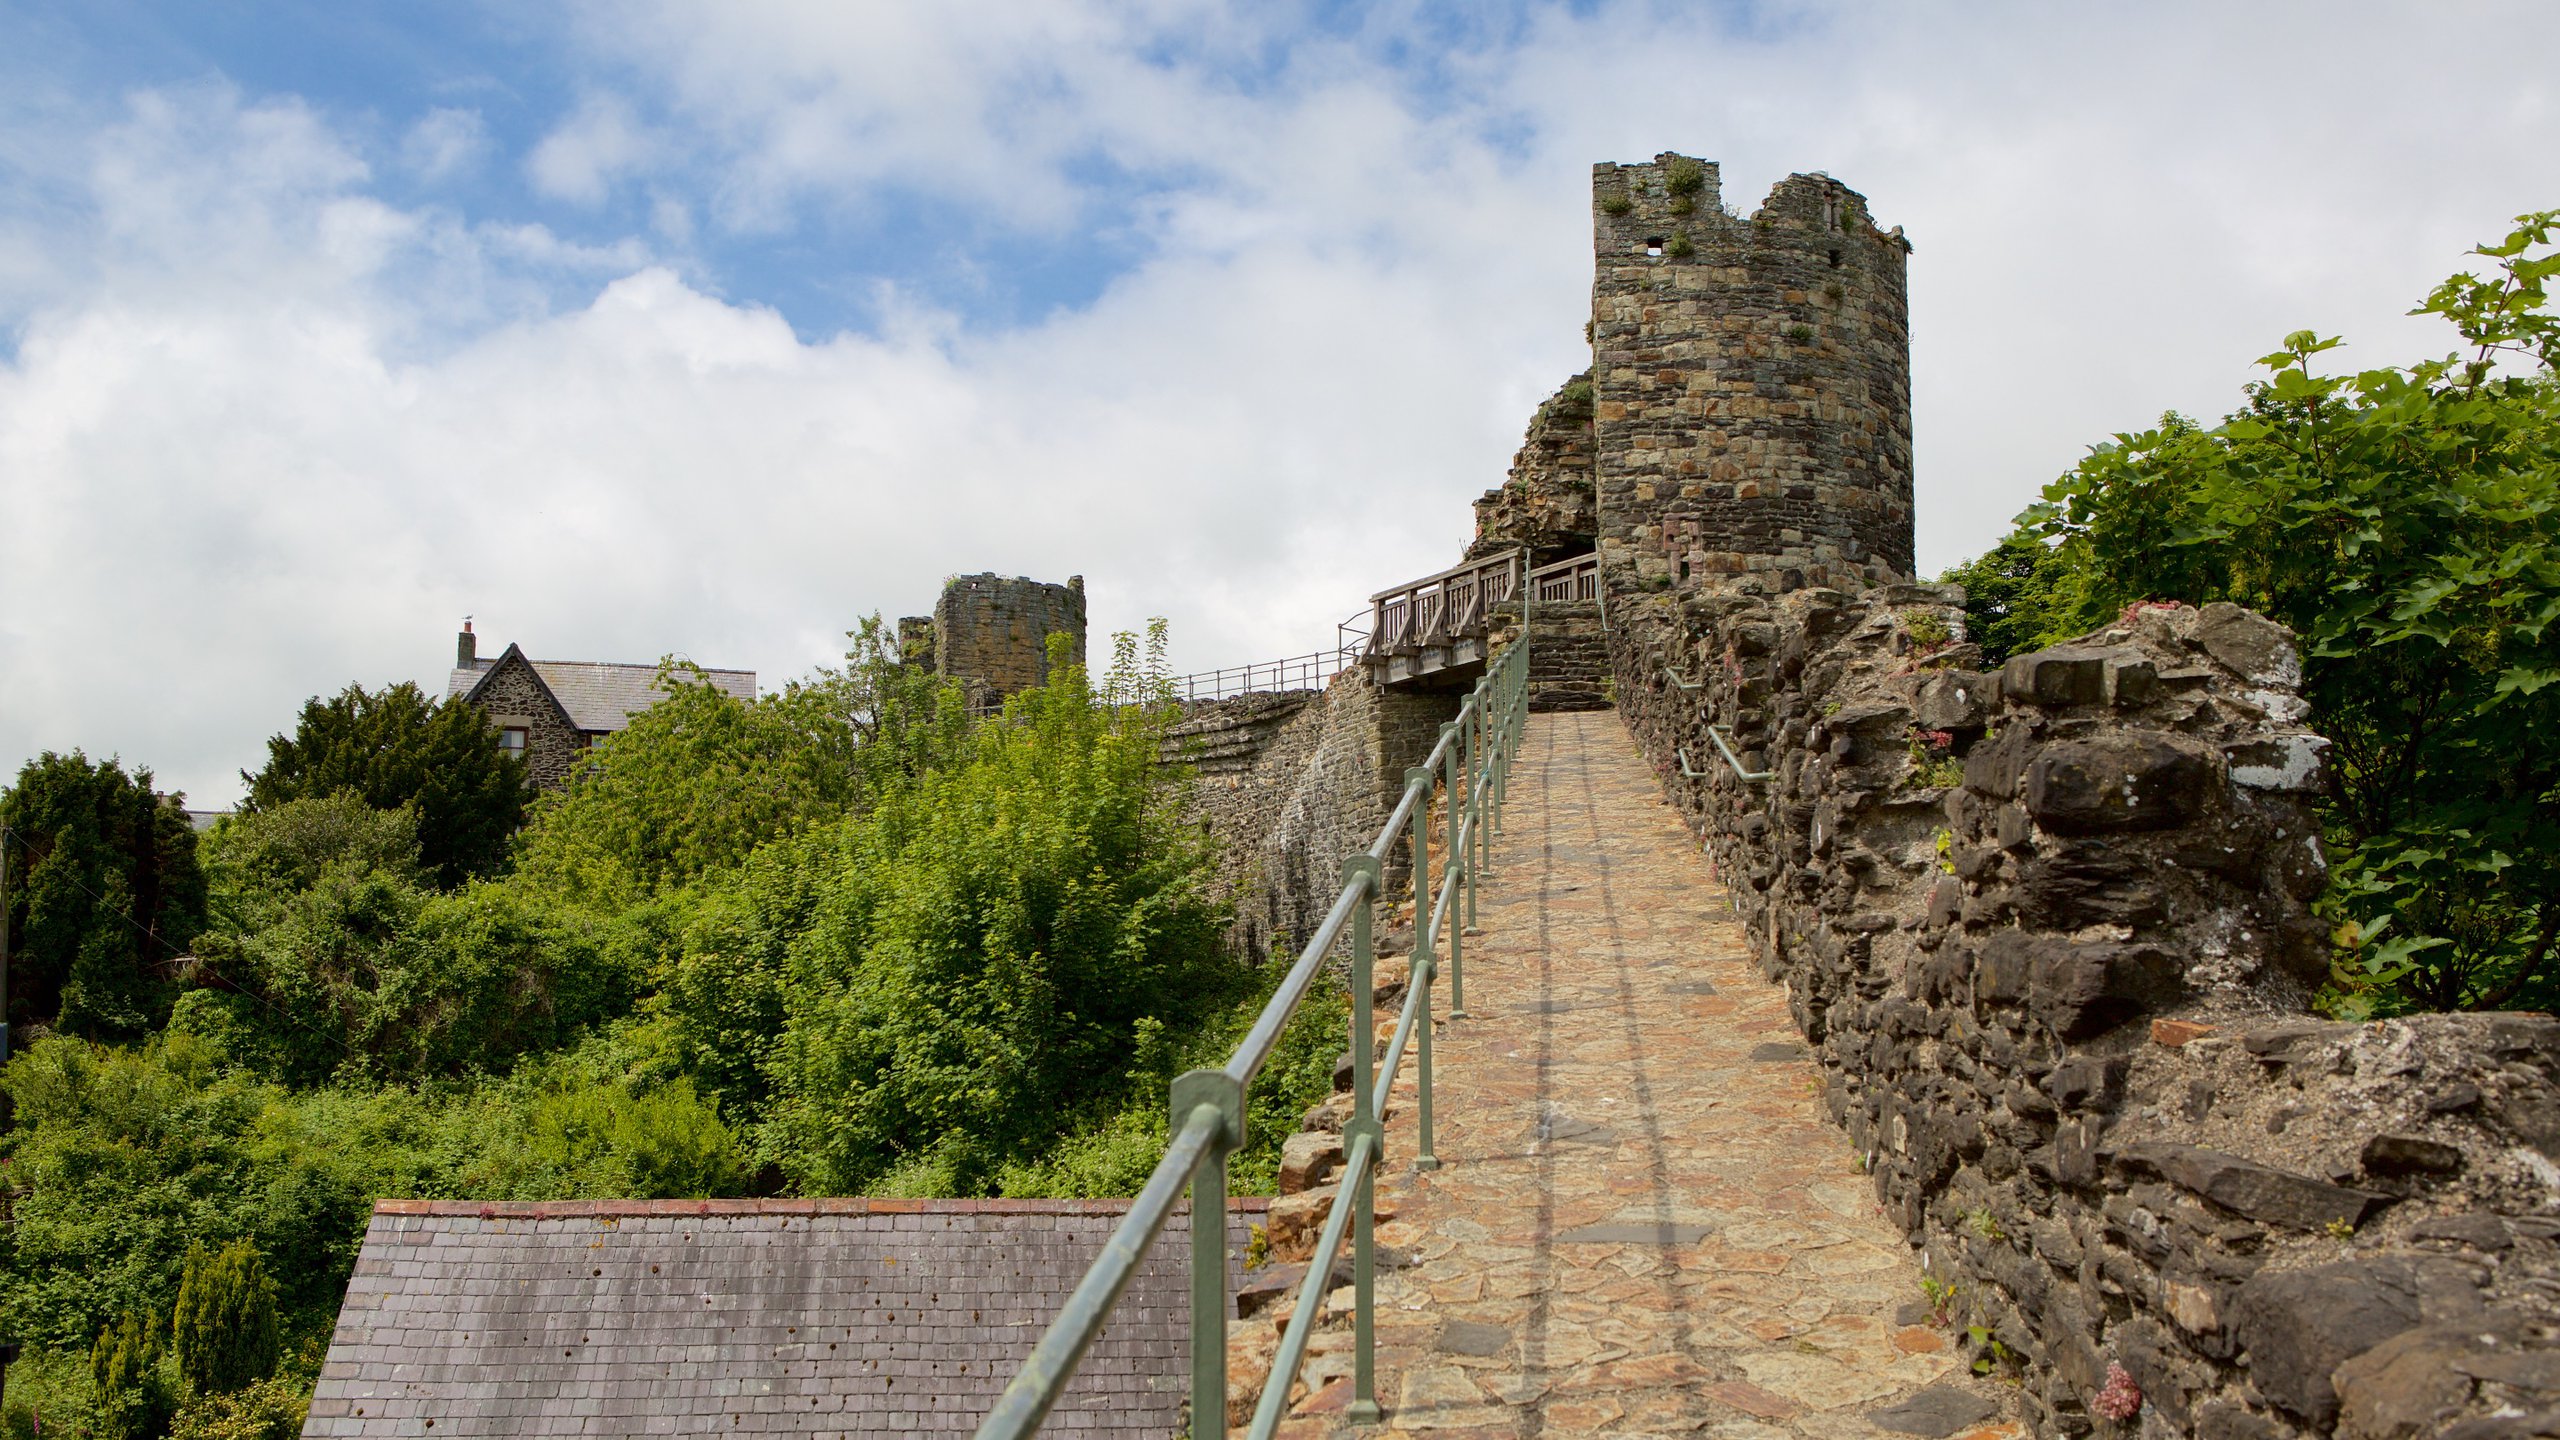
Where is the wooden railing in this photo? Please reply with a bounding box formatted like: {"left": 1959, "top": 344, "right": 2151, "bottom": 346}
{"left": 1527, "top": 552, "right": 1600, "bottom": 603}
{"left": 1367, "top": 551, "right": 1522, "bottom": 660}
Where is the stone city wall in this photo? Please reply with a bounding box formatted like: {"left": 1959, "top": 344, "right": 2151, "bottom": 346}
{"left": 1604, "top": 578, "right": 2560, "bottom": 1440}
{"left": 1169, "top": 674, "right": 1456, "bottom": 960}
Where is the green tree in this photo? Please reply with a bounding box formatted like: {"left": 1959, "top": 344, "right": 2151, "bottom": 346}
{"left": 1938, "top": 518, "right": 2096, "bottom": 665}
{"left": 508, "top": 657, "right": 904, "bottom": 910}
{"left": 2, "top": 753, "right": 208, "bottom": 1040}
{"left": 241, "top": 682, "right": 527, "bottom": 888}
{"left": 764, "top": 628, "right": 1234, "bottom": 1194}
{"left": 171, "top": 1241, "right": 279, "bottom": 1396}
{"left": 88, "top": 1310, "right": 175, "bottom": 1440}
{"left": 2006, "top": 211, "right": 2560, "bottom": 1013}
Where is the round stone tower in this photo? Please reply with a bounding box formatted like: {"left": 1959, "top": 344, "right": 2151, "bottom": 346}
{"left": 933, "top": 573, "right": 1088, "bottom": 703}
{"left": 1591, "top": 154, "right": 1913, "bottom": 591}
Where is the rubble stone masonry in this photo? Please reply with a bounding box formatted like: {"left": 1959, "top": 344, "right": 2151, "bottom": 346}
{"left": 1606, "top": 580, "right": 2560, "bottom": 1439}
{"left": 1169, "top": 674, "right": 1456, "bottom": 959}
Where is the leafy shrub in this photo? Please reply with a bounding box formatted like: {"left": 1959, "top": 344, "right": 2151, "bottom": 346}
{"left": 510, "top": 634, "right": 959, "bottom": 911}
{"left": 1937, "top": 530, "right": 2082, "bottom": 665}
{"left": 168, "top": 1374, "right": 307, "bottom": 1440}
{"left": 1972, "top": 212, "right": 2560, "bottom": 1012}
{"left": 764, "top": 634, "right": 1231, "bottom": 1194}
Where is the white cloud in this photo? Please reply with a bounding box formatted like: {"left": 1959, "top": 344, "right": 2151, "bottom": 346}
{"left": 4, "top": 2, "right": 2556, "bottom": 809}
{"left": 401, "top": 107, "right": 489, "bottom": 183}
{"left": 526, "top": 95, "right": 657, "bottom": 206}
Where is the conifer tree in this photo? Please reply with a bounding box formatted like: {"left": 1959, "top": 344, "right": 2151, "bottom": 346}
{"left": 171, "top": 1241, "right": 280, "bottom": 1396}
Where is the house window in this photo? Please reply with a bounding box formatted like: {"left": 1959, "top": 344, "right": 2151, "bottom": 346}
{"left": 499, "top": 726, "right": 529, "bottom": 758}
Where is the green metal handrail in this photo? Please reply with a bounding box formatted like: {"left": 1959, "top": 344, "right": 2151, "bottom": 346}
{"left": 1705, "top": 723, "right": 1773, "bottom": 782}
{"left": 976, "top": 615, "right": 1534, "bottom": 1439}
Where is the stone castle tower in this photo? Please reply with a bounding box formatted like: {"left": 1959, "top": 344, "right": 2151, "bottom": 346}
{"left": 925, "top": 573, "right": 1087, "bottom": 704}
{"left": 1591, "top": 154, "right": 1913, "bottom": 591}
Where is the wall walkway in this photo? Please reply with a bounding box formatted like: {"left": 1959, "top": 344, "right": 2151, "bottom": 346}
{"left": 1283, "top": 711, "right": 2021, "bottom": 1438}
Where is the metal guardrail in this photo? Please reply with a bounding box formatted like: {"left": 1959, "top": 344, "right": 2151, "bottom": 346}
{"left": 1171, "top": 615, "right": 1372, "bottom": 702}
{"left": 1172, "top": 648, "right": 1358, "bottom": 701}
{"left": 1705, "top": 724, "right": 1773, "bottom": 782}
{"left": 977, "top": 613, "right": 1534, "bottom": 1439}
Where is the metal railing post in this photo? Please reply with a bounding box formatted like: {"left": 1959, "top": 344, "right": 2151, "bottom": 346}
{"left": 1340, "top": 854, "right": 1384, "bottom": 1425}
{"left": 1173, "top": 1070, "right": 1243, "bottom": 1440}
{"left": 1414, "top": 949, "right": 1438, "bottom": 1171}
{"left": 1404, "top": 764, "right": 1434, "bottom": 963}
{"left": 1439, "top": 720, "right": 1461, "bottom": 890}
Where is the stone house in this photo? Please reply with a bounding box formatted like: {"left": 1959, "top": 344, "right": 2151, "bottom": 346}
{"left": 445, "top": 623, "right": 756, "bottom": 789}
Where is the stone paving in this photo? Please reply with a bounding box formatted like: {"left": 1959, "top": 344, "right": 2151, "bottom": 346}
{"left": 1284, "top": 711, "right": 2021, "bottom": 1439}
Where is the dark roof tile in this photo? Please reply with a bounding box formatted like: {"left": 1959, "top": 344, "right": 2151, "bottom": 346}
{"left": 303, "top": 1198, "right": 1264, "bottom": 1438}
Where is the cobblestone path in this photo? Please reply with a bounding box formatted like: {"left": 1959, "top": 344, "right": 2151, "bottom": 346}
{"left": 1313, "top": 711, "right": 2019, "bottom": 1439}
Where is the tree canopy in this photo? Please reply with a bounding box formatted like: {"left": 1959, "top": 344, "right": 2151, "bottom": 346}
{"left": 240, "top": 682, "right": 527, "bottom": 887}
{"left": 2, "top": 619, "right": 1341, "bottom": 1437}
{"left": 2, "top": 752, "right": 208, "bottom": 1041}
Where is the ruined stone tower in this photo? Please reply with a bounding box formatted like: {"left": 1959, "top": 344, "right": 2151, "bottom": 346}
{"left": 1591, "top": 154, "right": 1913, "bottom": 590}
{"left": 930, "top": 573, "right": 1087, "bottom": 703}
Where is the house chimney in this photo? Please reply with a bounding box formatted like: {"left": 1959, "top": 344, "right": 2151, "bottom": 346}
{"left": 457, "top": 618, "right": 477, "bottom": 669}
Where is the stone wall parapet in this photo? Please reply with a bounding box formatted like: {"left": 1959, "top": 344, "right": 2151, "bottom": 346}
{"left": 1606, "top": 580, "right": 2560, "bottom": 1439}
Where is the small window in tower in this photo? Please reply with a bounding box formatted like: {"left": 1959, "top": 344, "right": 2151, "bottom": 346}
{"left": 1645, "top": 238, "right": 1665, "bottom": 258}
{"left": 500, "top": 726, "right": 528, "bottom": 758}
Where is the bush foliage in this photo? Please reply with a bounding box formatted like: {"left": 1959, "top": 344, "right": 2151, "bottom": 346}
{"left": 1947, "top": 212, "right": 2560, "bottom": 1015}
{"left": 2, "top": 617, "right": 1357, "bottom": 1430}
{"left": 240, "top": 682, "right": 528, "bottom": 888}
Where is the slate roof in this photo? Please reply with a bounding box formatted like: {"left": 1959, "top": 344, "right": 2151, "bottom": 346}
{"left": 447, "top": 657, "right": 757, "bottom": 734}
{"left": 302, "top": 1197, "right": 1261, "bottom": 1439}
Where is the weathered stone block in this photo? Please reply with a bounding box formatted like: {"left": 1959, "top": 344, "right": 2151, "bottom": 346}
{"left": 2360, "top": 1133, "right": 2463, "bottom": 1177}
{"left": 2014, "top": 849, "right": 2167, "bottom": 929}
{"left": 2023, "top": 734, "right": 2215, "bottom": 833}
{"left": 2115, "top": 1142, "right": 2388, "bottom": 1231}
{"left": 2194, "top": 602, "right": 2299, "bottom": 686}
{"left": 1278, "top": 1131, "right": 1346, "bottom": 1195}
{"left": 2230, "top": 1259, "right": 2426, "bottom": 1425}
{"left": 2226, "top": 733, "right": 2327, "bottom": 792}
{"left": 2001, "top": 645, "right": 2109, "bottom": 706}
{"left": 1914, "top": 670, "right": 1996, "bottom": 732}
{"left": 2029, "top": 940, "right": 2182, "bottom": 1039}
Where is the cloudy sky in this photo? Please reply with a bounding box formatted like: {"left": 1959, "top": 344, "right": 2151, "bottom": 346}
{"left": 2, "top": 1, "right": 2552, "bottom": 807}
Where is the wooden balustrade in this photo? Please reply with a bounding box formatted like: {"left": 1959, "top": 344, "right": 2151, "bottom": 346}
{"left": 1527, "top": 552, "right": 1600, "bottom": 603}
